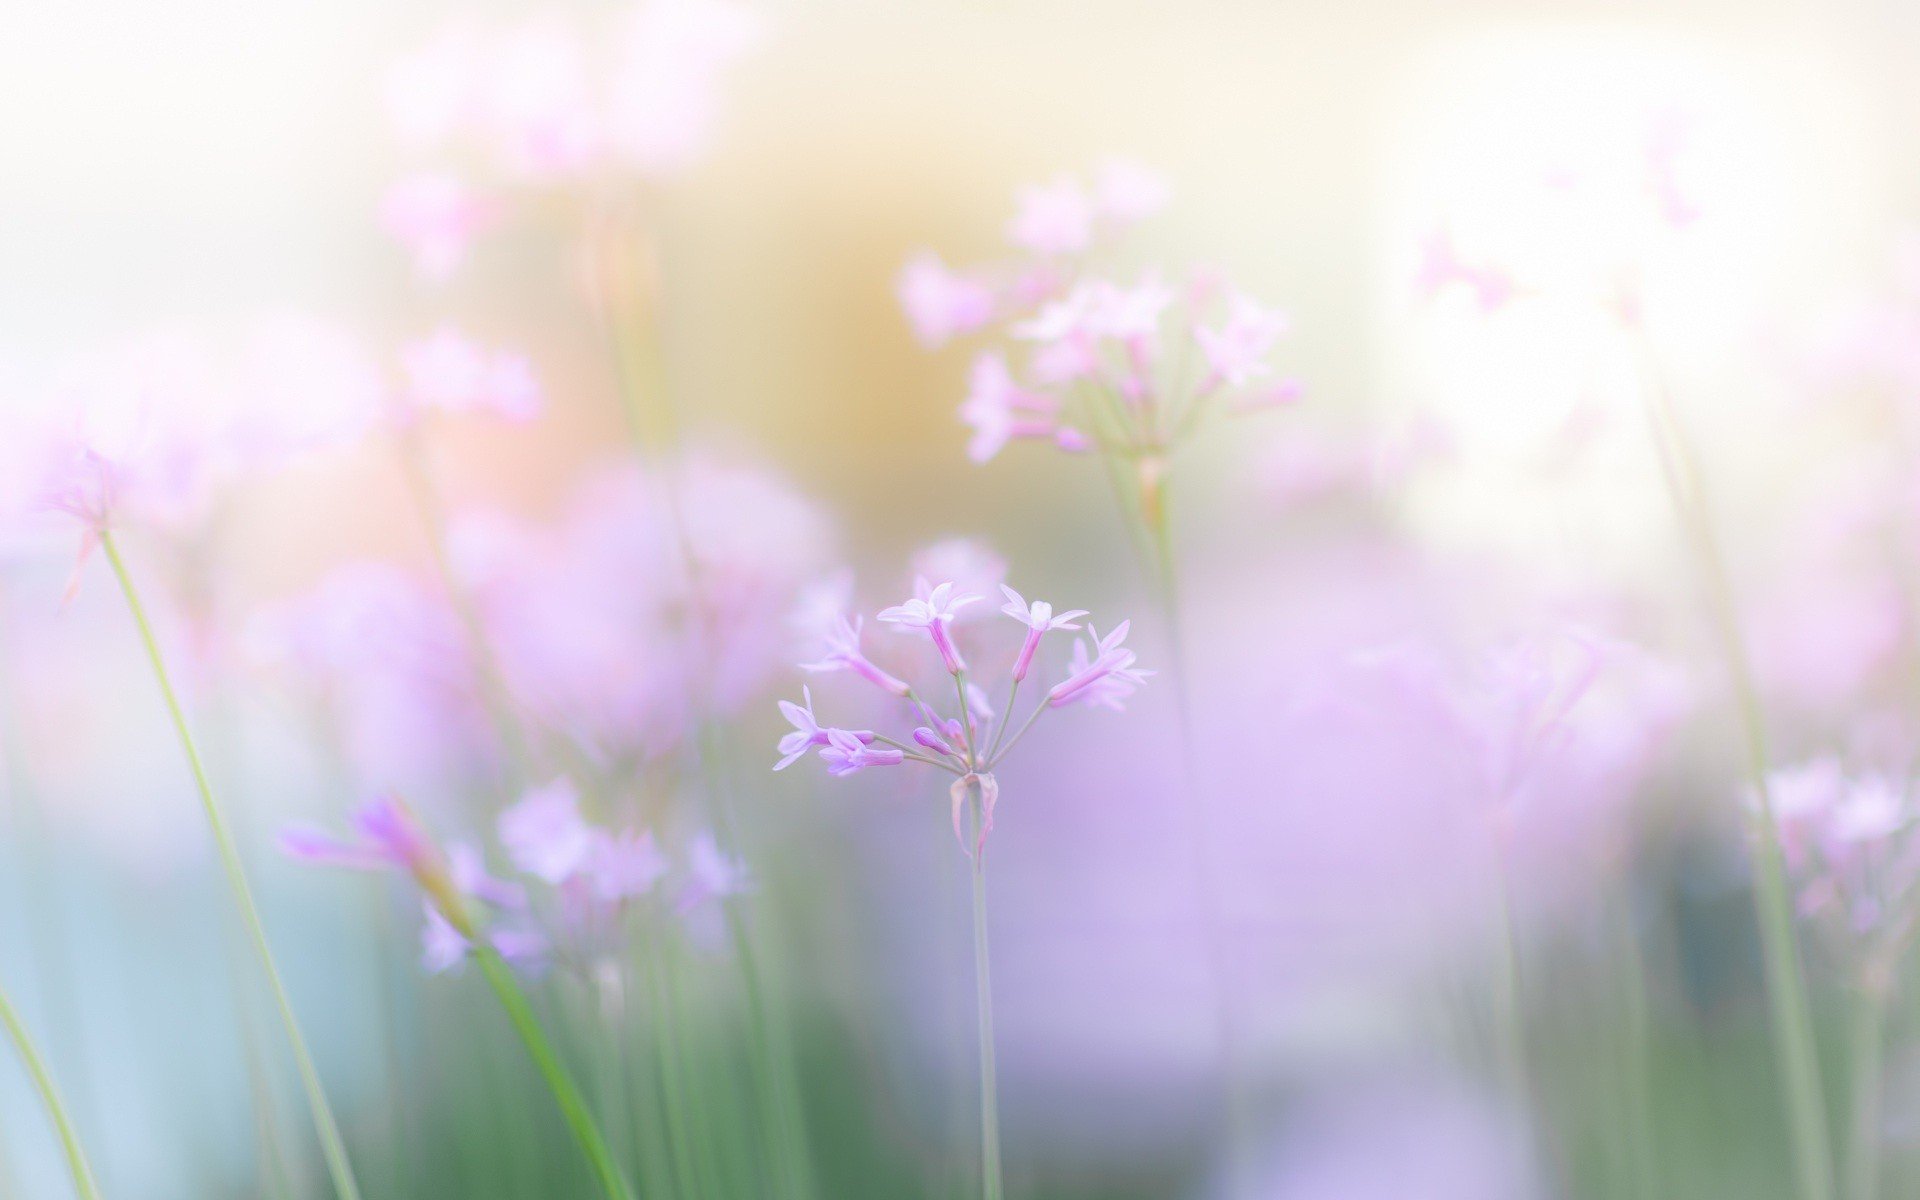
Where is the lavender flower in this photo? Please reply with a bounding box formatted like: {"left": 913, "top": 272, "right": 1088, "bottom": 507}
{"left": 778, "top": 558, "right": 1145, "bottom": 856}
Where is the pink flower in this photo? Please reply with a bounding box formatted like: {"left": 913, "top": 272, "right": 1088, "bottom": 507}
{"left": 481, "top": 20, "right": 601, "bottom": 179}
{"left": 606, "top": 0, "right": 765, "bottom": 175}
{"left": 877, "top": 581, "right": 980, "bottom": 675}
{"left": 909, "top": 540, "right": 1007, "bottom": 617}
{"left": 1195, "top": 291, "right": 1288, "bottom": 388}
{"left": 281, "top": 796, "right": 442, "bottom": 878}
{"left": 775, "top": 686, "right": 875, "bottom": 770}
{"left": 380, "top": 172, "right": 497, "bottom": 283}
{"left": 999, "top": 585, "right": 1088, "bottom": 682}
{"left": 802, "top": 614, "right": 912, "bottom": 696}
{"left": 960, "top": 352, "right": 1057, "bottom": 463}
{"left": 1047, "top": 621, "right": 1151, "bottom": 710}
{"left": 819, "top": 728, "right": 906, "bottom": 776}
{"left": 1416, "top": 229, "right": 1515, "bottom": 312}
{"left": 585, "top": 829, "right": 670, "bottom": 901}
{"left": 1007, "top": 176, "right": 1094, "bottom": 256}
{"left": 400, "top": 326, "right": 543, "bottom": 421}
{"left": 679, "top": 831, "right": 752, "bottom": 911}
{"left": 898, "top": 253, "right": 996, "bottom": 347}
{"left": 498, "top": 779, "right": 595, "bottom": 884}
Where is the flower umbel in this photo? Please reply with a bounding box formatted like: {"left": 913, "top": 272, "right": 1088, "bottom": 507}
{"left": 779, "top": 561, "right": 1144, "bottom": 857}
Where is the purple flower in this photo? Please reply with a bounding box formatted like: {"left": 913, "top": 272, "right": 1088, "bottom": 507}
{"left": 1006, "top": 176, "right": 1094, "bottom": 256}
{"left": 819, "top": 728, "right": 905, "bottom": 776}
{"left": 1195, "top": 291, "right": 1288, "bottom": 388}
{"left": 678, "top": 831, "right": 751, "bottom": 913}
{"left": 774, "top": 685, "right": 875, "bottom": 770}
{"left": 585, "top": 829, "right": 670, "bottom": 901}
{"left": 999, "top": 585, "right": 1088, "bottom": 682}
{"left": 897, "top": 252, "right": 996, "bottom": 347}
{"left": 498, "top": 779, "right": 595, "bottom": 884}
{"left": 877, "top": 581, "right": 979, "bottom": 675}
{"left": 1047, "top": 621, "right": 1151, "bottom": 710}
{"left": 960, "top": 353, "right": 1058, "bottom": 463}
{"left": 802, "top": 615, "right": 912, "bottom": 696}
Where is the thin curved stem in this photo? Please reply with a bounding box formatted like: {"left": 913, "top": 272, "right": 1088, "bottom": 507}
{"left": 99, "top": 532, "right": 363, "bottom": 1200}
{"left": 0, "top": 978, "right": 102, "bottom": 1200}
{"left": 472, "top": 946, "right": 638, "bottom": 1200}
{"left": 1635, "top": 345, "right": 1834, "bottom": 1200}
{"left": 968, "top": 785, "right": 1003, "bottom": 1200}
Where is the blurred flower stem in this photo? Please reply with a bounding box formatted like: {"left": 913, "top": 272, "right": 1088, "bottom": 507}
{"left": 0, "top": 978, "right": 101, "bottom": 1200}
{"left": 470, "top": 944, "right": 638, "bottom": 1200}
{"left": 392, "top": 422, "right": 532, "bottom": 781}
{"left": 966, "top": 781, "right": 1005, "bottom": 1200}
{"left": 99, "top": 531, "right": 366, "bottom": 1200}
{"left": 1845, "top": 968, "right": 1888, "bottom": 1200}
{"left": 1634, "top": 345, "right": 1834, "bottom": 1200}
{"left": 597, "top": 202, "right": 819, "bottom": 1200}
{"left": 1139, "top": 475, "right": 1255, "bottom": 1190}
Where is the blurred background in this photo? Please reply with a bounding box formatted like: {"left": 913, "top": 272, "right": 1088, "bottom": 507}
{"left": 6, "top": 1, "right": 1920, "bottom": 1197}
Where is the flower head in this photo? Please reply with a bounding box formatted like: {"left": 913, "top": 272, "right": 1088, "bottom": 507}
{"left": 780, "top": 559, "right": 1143, "bottom": 856}
{"left": 1047, "top": 621, "right": 1151, "bottom": 710}
{"left": 802, "top": 614, "right": 912, "bottom": 696}
{"left": 878, "top": 581, "right": 980, "bottom": 674}
{"left": 498, "top": 779, "right": 596, "bottom": 884}
{"left": 898, "top": 253, "right": 996, "bottom": 347}
{"left": 1000, "top": 585, "right": 1088, "bottom": 682}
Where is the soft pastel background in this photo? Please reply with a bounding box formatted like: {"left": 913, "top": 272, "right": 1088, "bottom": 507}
{"left": 5, "top": 2, "right": 1920, "bottom": 1198}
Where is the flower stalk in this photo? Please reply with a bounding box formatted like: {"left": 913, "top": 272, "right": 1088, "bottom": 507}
{"left": 99, "top": 531, "right": 364, "bottom": 1200}
{"left": 1634, "top": 346, "right": 1834, "bottom": 1200}
{"left": 966, "top": 780, "right": 1004, "bottom": 1200}
{"left": 0, "top": 978, "right": 102, "bottom": 1200}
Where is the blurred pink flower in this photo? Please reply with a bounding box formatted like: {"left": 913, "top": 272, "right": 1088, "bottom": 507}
{"left": 897, "top": 253, "right": 996, "bottom": 348}
{"left": 380, "top": 172, "right": 498, "bottom": 283}
{"left": 1007, "top": 176, "right": 1095, "bottom": 256}
{"left": 606, "top": 0, "right": 765, "bottom": 174}
{"left": 1195, "top": 292, "right": 1289, "bottom": 388}
{"left": 399, "top": 326, "right": 543, "bottom": 422}
{"left": 498, "top": 779, "right": 596, "bottom": 884}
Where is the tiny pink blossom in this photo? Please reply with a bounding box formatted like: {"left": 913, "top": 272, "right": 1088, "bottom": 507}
{"left": 999, "top": 585, "right": 1088, "bottom": 682}
{"left": 679, "top": 831, "right": 752, "bottom": 911}
{"left": 1047, "top": 621, "right": 1152, "bottom": 710}
{"left": 400, "top": 326, "right": 543, "bottom": 421}
{"left": 1006, "top": 177, "right": 1094, "bottom": 256}
{"left": 498, "top": 779, "right": 595, "bottom": 884}
{"left": 802, "top": 615, "right": 912, "bottom": 696}
{"left": 819, "top": 728, "right": 906, "bottom": 776}
{"left": 909, "top": 541, "right": 1007, "bottom": 617}
{"left": 877, "top": 581, "right": 979, "bottom": 675}
{"left": 898, "top": 253, "right": 997, "bottom": 347}
{"left": 774, "top": 686, "right": 874, "bottom": 770}
{"left": 1195, "top": 292, "right": 1288, "bottom": 388}
{"left": 960, "top": 353, "right": 1056, "bottom": 463}
{"left": 380, "top": 172, "right": 497, "bottom": 283}
{"left": 586, "top": 829, "right": 670, "bottom": 901}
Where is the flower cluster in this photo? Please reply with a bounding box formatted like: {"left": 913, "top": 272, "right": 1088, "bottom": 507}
{"left": 1763, "top": 758, "right": 1920, "bottom": 955}
{"left": 282, "top": 780, "right": 746, "bottom": 976}
{"left": 897, "top": 164, "right": 1299, "bottom": 499}
{"left": 777, "top": 568, "right": 1146, "bottom": 855}
{"left": 381, "top": 0, "right": 764, "bottom": 281}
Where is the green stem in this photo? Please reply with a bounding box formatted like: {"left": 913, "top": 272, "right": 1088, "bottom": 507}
{"left": 99, "top": 532, "right": 363, "bottom": 1200}
{"left": 1636, "top": 352, "right": 1834, "bottom": 1200}
{"left": 1845, "top": 979, "right": 1886, "bottom": 1200}
{"left": 968, "top": 786, "right": 1004, "bottom": 1200}
{"left": 1614, "top": 896, "right": 1661, "bottom": 1200}
{"left": 471, "top": 946, "right": 637, "bottom": 1200}
{"left": 0, "top": 978, "right": 102, "bottom": 1200}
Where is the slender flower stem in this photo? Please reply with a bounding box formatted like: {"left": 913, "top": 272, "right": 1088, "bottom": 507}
{"left": 987, "top": 677, "right": 1021, "bottom": 763}
{"left": 870, "top": 734, "right": 965, "bottom": 773}
{"left": 471, "top": 945, "right": 638, "bottom": 1200}
{"left": 99, "top": 532, "right": 364, "bottom": 1200}
{"left": 1613, "top": 894, "right": 1661, "bottom": 1200}
{"left": 954, "top": 671, "right": 980, "bottom": 768}
{"left": 967, "top": 784, "right": 1004, "bottom": 1200}
{"left": 1846, "top": 975, "right": 1888, "bottom": 1200}
{"left": 1634, "top": 346, "right": 1834, "bottom": 1200}
{"left": 0, "top": 978, "right": 102, "bottom": 1200}
{"left": 987, "top": 702, "right": 1048, "bottom": 770}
